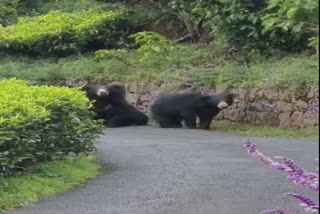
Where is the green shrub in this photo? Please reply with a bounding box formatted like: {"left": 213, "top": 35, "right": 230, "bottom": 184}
{"left": 0, "top": 0, "right": 20, "bottom": 25}
{"left": 129, "top": 31, "right": 175, "bottom": 61}
{"left": 0, "top": 79, "right": 103, "bottom": 176}
{"left": 157, "top": 0, "right": 311, "bottom": 52}
{"left": 262, "top": 0, "right": 319, "bottom": 48}
{"left": 0, "top": 8, "right": 134, "bottom": 56}
{"left": 18, "top": 0, "right": 105, "bottom": 16}
{"left": 95, "top": 49, "right": 129, "bottom": 62}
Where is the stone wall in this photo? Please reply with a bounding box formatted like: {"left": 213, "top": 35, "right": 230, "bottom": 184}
{"left": 216, "top": 88, "right": 319, "bottom": 131}
{"left": 123, "top": 83, "right": 319, "bottom": 131}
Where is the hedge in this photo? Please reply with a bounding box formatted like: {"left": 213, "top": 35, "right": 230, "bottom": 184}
{"left": 0, "top": 8, "right": 133, "bottom": 55}
{"left": 0, "top": 79, "right": 103, "bottom": 176}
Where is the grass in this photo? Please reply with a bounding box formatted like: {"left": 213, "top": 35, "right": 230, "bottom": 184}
{"left": 18, "top": 0, "right": 107, "bottom": 15}
{"left": 148, "top": 119, "right": 319, "bottom": 138}
{"left": 0, "top": 156, "right": 100, "bottom": 212}
{"left": 214, "top": 121, "right": 319, "bottom": 138}
{"left": 0, "top": 44, "right": 318, "bottom": 90}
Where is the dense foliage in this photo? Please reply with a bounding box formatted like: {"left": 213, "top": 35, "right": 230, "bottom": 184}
{"left": 0, "top": 79, "right": 102, "bottom": 176}
{"left": 262, "top": 0, "right": 319, "bottom": 48}
{"left": 0, "top": 8, "right": 136, "bottom": 56}
{"left": 1, "top": 0, "right": 319, "bottom": 54}
{"left": 0, "top": 0, "right": 20, "bottom": 25}
{"left": 116, "top": 0, "right": 319, "bottom": 53}
{"left": 18, "top": 0, "right": 105, "bottom": 15}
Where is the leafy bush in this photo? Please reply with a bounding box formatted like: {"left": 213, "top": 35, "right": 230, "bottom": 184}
{"left": 197, "top": 0, "right": 310, "bottom": 52}
{"left": 0, "top": 0, "right": 20, "bottom": 25}
{"left": 129, "top": 31, "right": 176, "bottom": 61}
{"left": 200, "top": 0, "right": 267, "bottom": 50}
{"left": 0, "top": 79, "right": 102, "bottom": 176}
{"left": 95, "top": 49, "right": 129, "bottom": 63}
{"left": 0, "top": 8, "right": 135, "bottom": 56}
{"left": 128, "top": 0, "right": 315, "bottom": 53}
{"left": 18, "top": 0, "right": 105, "bottom": 16}
{"left": 262, "top": 0, "right": 319, "bottom": 49}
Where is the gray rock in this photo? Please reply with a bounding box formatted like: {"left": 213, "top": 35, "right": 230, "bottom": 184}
{"left": 258, "top": 112, "right": 279, "bottom": 126}
{"left": 279, "top": 112, "right": 292, "bottom": 127}
{"left": 248, "top": 88, "right": 259, "bottom": 102}
{"left": 307, "top": 91, "right": 316, "bottom": 99}
{"left": 277, "top": 101, "right": 295, "bottom": 113}
{"left": 295, "top": 100, "right": 308, "bottom": 111}
{"left": 264, "top": 89, "right": 278, "bottom": 100}
{"left": 291, "top": 111, "right": 304, "bottom": 128}
{"left": 302, "top": 114, "right": 318, "bottom": 128}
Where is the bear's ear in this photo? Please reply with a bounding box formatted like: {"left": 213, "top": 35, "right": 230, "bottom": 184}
{"left": 97, "top": 88, "right": 110, "bottom": 97}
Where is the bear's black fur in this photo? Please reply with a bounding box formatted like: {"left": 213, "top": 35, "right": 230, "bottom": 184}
{"left": 82, "top": 83, "right": 148, "bottom": 128}
{"left": 150, "top": 93, "right": 235, "bottom": 130}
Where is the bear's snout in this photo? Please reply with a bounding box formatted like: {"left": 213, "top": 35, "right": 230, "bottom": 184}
{"left": 97, "top": 88, "right": 109, "bottom": 97}
{"left": 217, "top": 101, "right": 230, "bottom": 109}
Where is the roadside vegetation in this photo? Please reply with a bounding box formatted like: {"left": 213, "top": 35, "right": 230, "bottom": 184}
{"left": 0, "top": 0, "right": 319, "bottom": 92}
{"left": 214, "top": 121, "right": 319, "bottom": 138}
{"left": 0, "top": 156, "right": 100, "bottom": 212}
{"left": 0, "top": 0, "right": 319, "bottom": 211}
{"left": 0, "top": 45, "right": 318, "bottom": 90}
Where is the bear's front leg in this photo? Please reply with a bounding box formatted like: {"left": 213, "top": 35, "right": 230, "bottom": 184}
{"left": 199, "top": 116, "right": 213, "bottom": 130}
{"left": 183, "top": 113, "right": 197, "bottom": 129}
{"left": 106, "top": 115, "right": 128, "bottom": 128}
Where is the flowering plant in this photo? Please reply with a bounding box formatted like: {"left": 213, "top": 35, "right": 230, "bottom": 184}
{"left": 244, "top": 140, "right": 319, "bottom": 214}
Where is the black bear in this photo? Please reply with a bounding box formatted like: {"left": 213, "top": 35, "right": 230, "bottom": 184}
{"left": 150, "top": 92, "right": 235, "bottom": 130}
{"left": 82, "top": 83, "right": 148, "bottom": 128}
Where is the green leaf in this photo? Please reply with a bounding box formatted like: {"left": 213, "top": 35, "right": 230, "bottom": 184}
{"left": 286, "top": 8, "right": 298, "bottom": 19}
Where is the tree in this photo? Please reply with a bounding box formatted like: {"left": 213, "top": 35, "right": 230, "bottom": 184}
{"left": 262, "top": 0, "right": 319, "bottom": 53}
{"left": 143, "top": 0, "right": 217, "bottom": 43}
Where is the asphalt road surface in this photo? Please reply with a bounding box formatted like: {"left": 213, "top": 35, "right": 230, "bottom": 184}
{"left": 6, "top": 126, "right": 319, "bottom": 214}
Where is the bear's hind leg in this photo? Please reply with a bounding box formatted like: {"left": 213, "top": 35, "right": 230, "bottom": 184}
{"left": 158, "top": 118, "right": 182, "bottom": 128}
{"left": 131, "top": 111, "right": 149, "bottom": 126}
{"left": 152, "top": 112, "right": 182, "bottom": 128}
{"left": 106, "top": 115, "right": 128, "bottom": 128}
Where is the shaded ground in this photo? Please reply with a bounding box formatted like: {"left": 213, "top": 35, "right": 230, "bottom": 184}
{"left": 6, "top": 126, "right": 319, "bottom": 214}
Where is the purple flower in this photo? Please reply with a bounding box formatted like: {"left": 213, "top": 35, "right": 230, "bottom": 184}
{"left": 244, "top": 140, "right": 319, "bottom": 214}
{"left": 284, "top": 193, "right": 319, "bottom": 211}
{"left": 261, "top": 210, "right": 316, "bottom": 214}
{"left": 244, "top": 141, "right": 291, "bottom": 172}
{"left": 244, "top": 140, "right": 319, "bottom": 191}
{"left": 261, "top": 210, "right": 291, "bottom": 214}
{"left": 304, "top": 105, "right": 319, "bottom": 116}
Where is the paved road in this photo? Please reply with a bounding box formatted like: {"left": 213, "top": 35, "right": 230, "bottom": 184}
{"left": 6, "top": 126, "right": 319, "bottom": 214}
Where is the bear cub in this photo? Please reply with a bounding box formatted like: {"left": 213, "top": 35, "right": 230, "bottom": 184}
{"left": 82, "top": 83, "right": 148, "bottom": 128}
{"left": 151, "top": 93, "right": 235, "bottom": 130}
